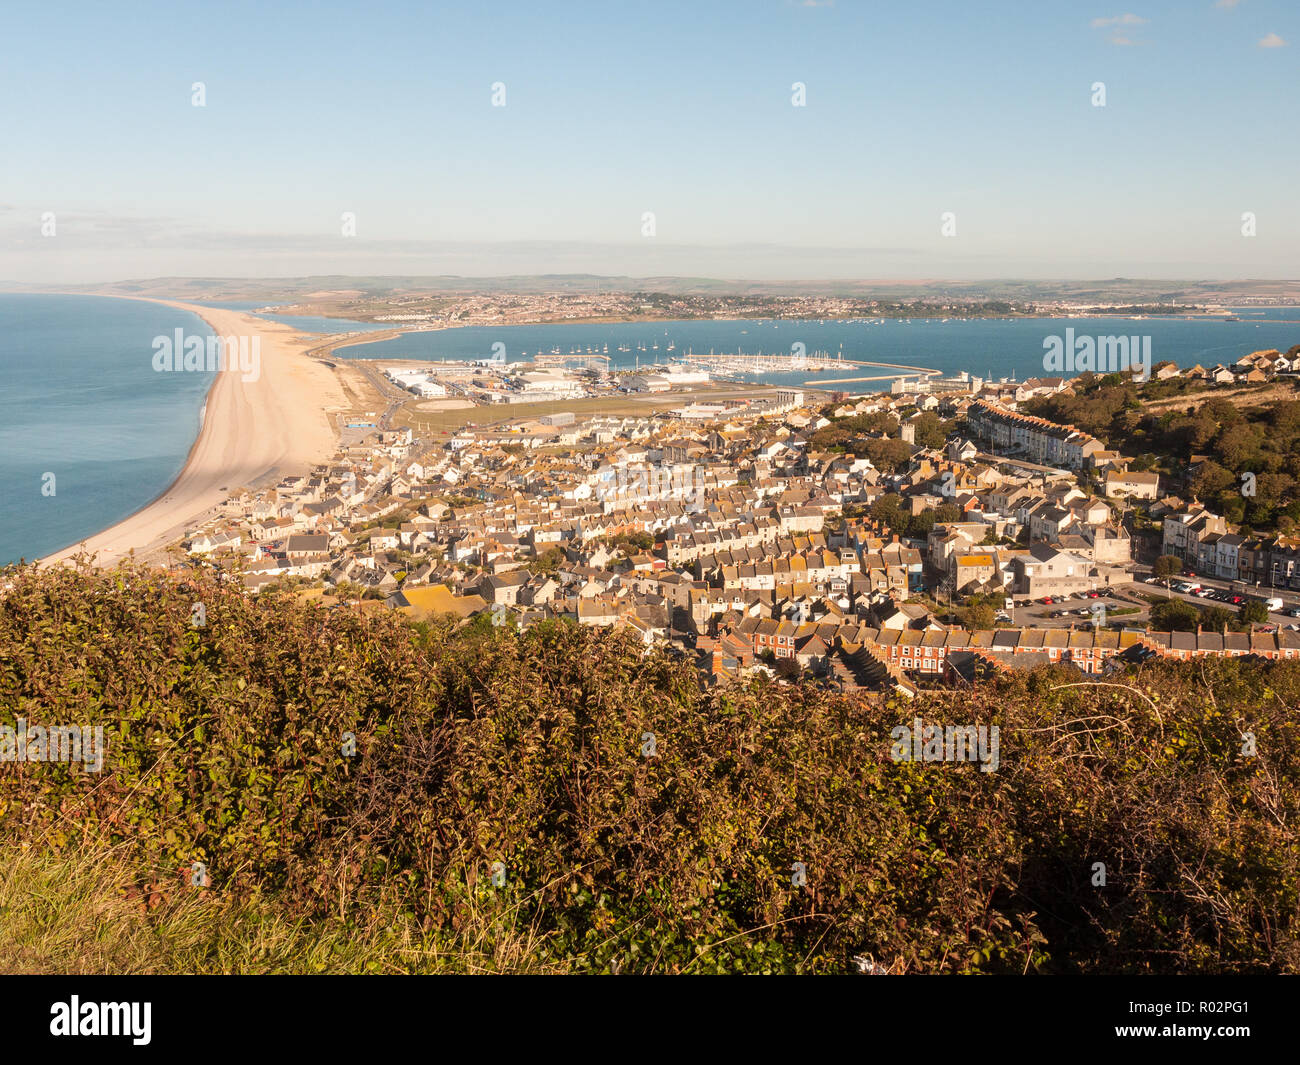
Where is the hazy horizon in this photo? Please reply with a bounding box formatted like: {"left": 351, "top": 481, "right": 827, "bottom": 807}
{"left": 6, "top": 271, "right": 1297, "bottom": 302}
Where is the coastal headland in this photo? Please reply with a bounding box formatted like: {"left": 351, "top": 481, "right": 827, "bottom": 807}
{"left": 41, "top": 298, "right": 346, "bottom": 568}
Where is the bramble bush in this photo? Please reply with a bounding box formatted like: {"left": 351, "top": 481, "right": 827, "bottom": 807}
{"left": 1, "top": 561, "right": 1297, "bottom": 973}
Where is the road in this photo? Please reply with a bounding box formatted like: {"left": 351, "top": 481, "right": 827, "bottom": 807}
{"left": 995, "top": 570, "right": 1300, "bottom": 632}
{"left": 1127, "top": 567, "right": 1300, "bottom": 627}
{"left": 973, "top": 451, "right": 1074, "bottom": 477}
{"left": 349, "top": 362, "right": 407, "bottom": 429}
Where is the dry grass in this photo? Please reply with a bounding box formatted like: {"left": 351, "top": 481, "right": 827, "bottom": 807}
{"left": 1140, "top": 381, "right": 1296, "bottom": 414}
{"left": 0, "top": 844, "right": 568, "bottom": 975}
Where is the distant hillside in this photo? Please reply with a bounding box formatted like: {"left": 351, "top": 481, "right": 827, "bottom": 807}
{"left": 1, "top": 561, "right": 1297, "bottom": 973}
{"left": 6, "top": 274, "right": 1300, "bottom": 304}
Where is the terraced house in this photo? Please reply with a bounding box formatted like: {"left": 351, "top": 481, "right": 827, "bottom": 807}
{"left": 966, "top": 399, "right": 1104, "bottom": 469}
{"left": 726, "top": 618, "right": 1300, "bottom": 686}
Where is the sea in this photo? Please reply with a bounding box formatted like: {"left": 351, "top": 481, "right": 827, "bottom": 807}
{"left": 0, "top": 294, "right": 215, "bottom": 566}
{"left": 336, "top": 308, "right": 1300, "bottom": 390}
{"left": 2, "top": 295, "right": 1297, "bottom": 566}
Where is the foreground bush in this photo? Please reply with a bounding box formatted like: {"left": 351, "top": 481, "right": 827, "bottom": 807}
{"left": 1, "top": 562, "right": 1297, "bottom": 973}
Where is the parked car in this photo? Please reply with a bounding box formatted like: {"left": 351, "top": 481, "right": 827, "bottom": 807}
{"left": 1288, "top": 608, "right": 1300, "bottom": 618}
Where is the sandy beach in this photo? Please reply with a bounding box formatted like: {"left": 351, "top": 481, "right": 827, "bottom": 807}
{"left": 41, "top": 299, "right": 346, "bottom": 567}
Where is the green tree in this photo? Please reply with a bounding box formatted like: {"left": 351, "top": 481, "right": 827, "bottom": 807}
{"left": 1150, "top": 598, "right": 1200, "bottom": 632}
{"left": 1152, "top": 555, "right": 1183, "bottom": 578}
{"left": 1240, "top": 601, "right": 1269, "bottom": 625}
{"left": 911, "top": 412, "right": 950, "bottom": 449}
{"left": 870, "top": 493, "right": 904, "bottom": 527}
{"left": 774, "top": 656, "right": 801, "bottom": 680}
{"left": 1200, "top": 606, "right": 1235, "bottom": 633}
{"left": 863, "top": 437, "right": 913, "bottom": 473}
{"left": 527, "top": 547, "right": 565, "bottom": 575}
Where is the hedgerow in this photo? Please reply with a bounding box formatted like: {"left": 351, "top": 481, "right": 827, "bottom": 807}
{"left": 1, "top": 562, "right": 1297, "bottom": 973}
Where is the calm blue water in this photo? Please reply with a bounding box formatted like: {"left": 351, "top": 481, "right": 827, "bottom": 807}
{"left": 0, "top": 295, "right": 214, "bottom": 565}
{"left": 335, "top": 313, "right": 1300, "bottom": 390}
{"left": 2, "top": 297, "right": 1297, "bottom": 566}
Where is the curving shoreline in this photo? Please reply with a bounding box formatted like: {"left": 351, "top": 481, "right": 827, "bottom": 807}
{"left": 40, "top": 297, "right": 345, "bottom": 568}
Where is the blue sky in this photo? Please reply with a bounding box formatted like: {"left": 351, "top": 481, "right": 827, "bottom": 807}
{"left": 2, "top": 0, "right": 1296, "bottom": 282}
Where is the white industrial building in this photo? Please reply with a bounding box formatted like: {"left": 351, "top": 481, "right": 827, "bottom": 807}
{"left": 384, "top": 366, "right": 447, "bottom": 397}
{"left": 511, "top": 370, "right": 586, "bottom": 396}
